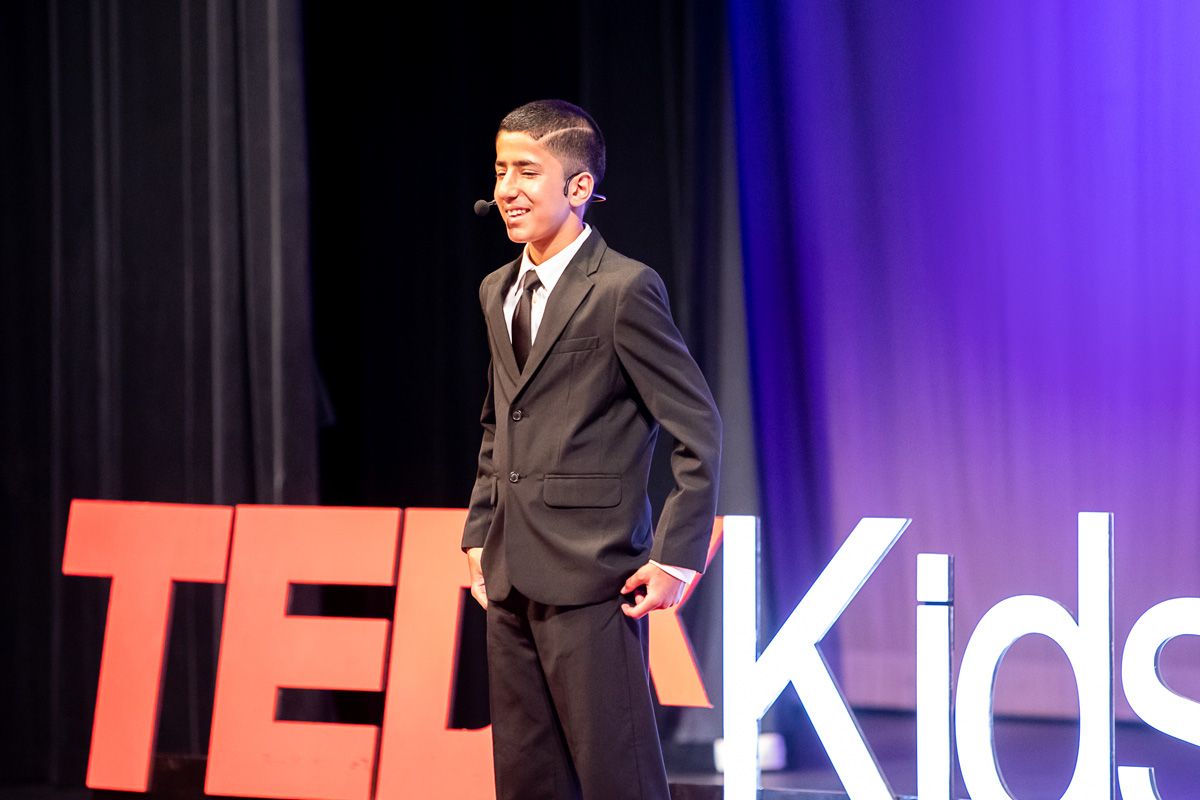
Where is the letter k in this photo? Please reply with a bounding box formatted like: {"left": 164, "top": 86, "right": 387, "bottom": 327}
{"left": 723, "top": 516, "right": 910, "bottom": 800}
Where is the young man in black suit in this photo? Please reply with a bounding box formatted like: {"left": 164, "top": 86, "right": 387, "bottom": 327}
{"left": 463, "top": 99, "right": 721, "bottom": 800}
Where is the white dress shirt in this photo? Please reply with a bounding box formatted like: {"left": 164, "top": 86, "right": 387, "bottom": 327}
{"left": 501, "top": 224, "right": 696, "bottom": 587}
{"left": 503, "top": 225, "right": 593, "bottom": 339}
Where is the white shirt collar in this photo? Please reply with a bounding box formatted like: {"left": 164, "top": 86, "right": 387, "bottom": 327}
{"left": 513, "top": 223, "right": 592, "bottom": 296}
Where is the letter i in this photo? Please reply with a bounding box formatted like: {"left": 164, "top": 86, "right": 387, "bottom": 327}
{"left": 917, "top": 553, "right": 954, "bottom": 800}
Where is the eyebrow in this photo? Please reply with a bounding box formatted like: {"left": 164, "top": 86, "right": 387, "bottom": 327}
{"left": 494, "top": 159, "right": 542, "bottom": 169}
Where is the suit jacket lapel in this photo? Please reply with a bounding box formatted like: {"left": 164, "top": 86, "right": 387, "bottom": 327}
{"left": 513, "top": 231, "right": 606, "bottom": 399}
{"left": 487, "top": 258, "right": 521, "bottom": 384}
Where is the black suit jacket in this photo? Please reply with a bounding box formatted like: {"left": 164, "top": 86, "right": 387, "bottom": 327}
{"left": 462, "top": 230, "right": 721, "bottom": 606}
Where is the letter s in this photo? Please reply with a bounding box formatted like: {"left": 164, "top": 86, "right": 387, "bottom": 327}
{"left": 1118, "top": 597, "right": 1200, "bottom": 800}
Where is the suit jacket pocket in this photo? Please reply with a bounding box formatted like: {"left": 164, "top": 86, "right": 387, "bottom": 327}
{"left": 543, "top": 473, "right": 622, "bottom": 508}
{"left": 549, "top": 335, "right": 599, "bottom": 354}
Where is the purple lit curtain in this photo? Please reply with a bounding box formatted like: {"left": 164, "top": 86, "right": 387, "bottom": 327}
{"left": 732, "top": 0, "right": 1200, "bottom": 717}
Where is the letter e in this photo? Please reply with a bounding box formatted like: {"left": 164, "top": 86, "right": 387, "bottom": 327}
{"left": 205, "top": 505, "right": 399, "bottom": 800}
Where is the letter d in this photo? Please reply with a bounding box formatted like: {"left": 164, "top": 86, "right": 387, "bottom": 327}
{"left": 955, "top": 512, "right": 1114, "bottom": 800}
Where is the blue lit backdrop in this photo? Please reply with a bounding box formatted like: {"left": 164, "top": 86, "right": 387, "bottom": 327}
{"left": 731, "top": 0, "right": 1200, "bottom": 718}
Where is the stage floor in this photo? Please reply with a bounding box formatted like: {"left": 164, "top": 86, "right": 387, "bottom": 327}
{"left": 670, "top": 709, "right": 1200, "bottom": 799}
{"left": 6, "top": 711, "right": 1198, "bottom": 799}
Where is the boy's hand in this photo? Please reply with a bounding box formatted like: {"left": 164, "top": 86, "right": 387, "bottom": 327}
{"left": 620, "top": 562, "right": 685, "bottom": 619}
{"left": 466, "top": 547, "right": 487, "bottom": 609}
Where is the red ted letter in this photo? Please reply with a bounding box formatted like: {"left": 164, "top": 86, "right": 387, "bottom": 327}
{"left": 205, "top": 505, "right": 400, "bottom": 800}
{"left": 62, "top": 499, "right": 233, "bottom": 792}
{"left": 375, "top": 508, "right": 493, "bottom": 799}
{"left": 649, "top": 517, "right": 724, "bottom": 707}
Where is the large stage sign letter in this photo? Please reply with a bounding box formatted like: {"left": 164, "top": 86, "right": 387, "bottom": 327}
{"left": 955, "top": 512, "right": 1114, "bottom": 800}
{"left": 62, "top": 500, "right": 233, "bottom": 793}
{"left": 916, "top": 553, "right": 954, "bottom": 800}
{"left": 723, "top": 515, "right": 910, "bottom": 800}
{"left": 205, "top": 506, "right": 400, "bottom": 800}
{"left": 375, "top": 508, "right": 494, "bottom": 799}
{"left": 1118, "top": 597, "right": 1200, "bottom": 800}
{"left": 650, "top": 518, "right": 724, "bottom": 708}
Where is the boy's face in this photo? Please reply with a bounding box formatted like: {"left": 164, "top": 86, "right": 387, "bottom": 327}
{"left": 494, "top": 130, "right": 582, "bottom": 259}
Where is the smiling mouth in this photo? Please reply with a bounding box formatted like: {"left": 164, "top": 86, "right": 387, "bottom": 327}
{"left": 505, "top": 208, "right": 529, "bottom": 220}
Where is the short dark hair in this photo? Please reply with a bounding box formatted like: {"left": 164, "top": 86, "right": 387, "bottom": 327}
{"left": 499, "top": 100, "right": 606, "bottom": 186}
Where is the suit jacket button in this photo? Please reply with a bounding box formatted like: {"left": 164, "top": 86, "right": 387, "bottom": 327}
{"left": 511, "top": 409, "right": 523, "bottom": 421}
{"left": 508, "top": 471, "right": 519, "bottom": 483}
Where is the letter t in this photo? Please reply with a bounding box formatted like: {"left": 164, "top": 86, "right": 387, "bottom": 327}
{"left": 62, "top": 499, "right": 233, "bottom": 792}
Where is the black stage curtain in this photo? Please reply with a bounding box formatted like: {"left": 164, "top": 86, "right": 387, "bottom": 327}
{"left": 3, "top": 0, "right": 751, "bottom": 787}
{"left": 1, "top": 0, "right": 316, "bottom": 785}
{"left": 305, "top": 0, "right": 751, "bottom": 747}
{"left": 306, "top": 1, "right": 747, "bottom": 512}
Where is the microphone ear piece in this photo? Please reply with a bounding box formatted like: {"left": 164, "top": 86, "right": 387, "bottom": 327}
{"left": 564, "top": 172, "right": 599, "bottom": 205}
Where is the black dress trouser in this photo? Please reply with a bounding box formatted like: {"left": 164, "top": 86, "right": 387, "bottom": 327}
{"left": 486, "top": 587, "right": 671, "bottom": 800}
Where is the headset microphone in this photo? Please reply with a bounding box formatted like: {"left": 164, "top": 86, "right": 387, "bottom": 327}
{"left": 474, "top": 194, "right": 607, "bottom": 217}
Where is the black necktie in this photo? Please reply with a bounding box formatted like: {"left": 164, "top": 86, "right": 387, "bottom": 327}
{"left": 512, "top": 269, "right": 542, "bottom": 372}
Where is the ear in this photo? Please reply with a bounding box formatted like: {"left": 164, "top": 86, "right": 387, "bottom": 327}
{"left": 567, "top": 171, "right": 595, "bottom": 209}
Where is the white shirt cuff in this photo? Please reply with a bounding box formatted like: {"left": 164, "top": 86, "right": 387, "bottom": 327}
{"left": 650, "top": 560, "right": 697, "bottom": 585}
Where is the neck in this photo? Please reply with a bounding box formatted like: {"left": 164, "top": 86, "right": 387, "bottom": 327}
{"left": 527, "top": 216, "right": 585, "bottom": 265}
